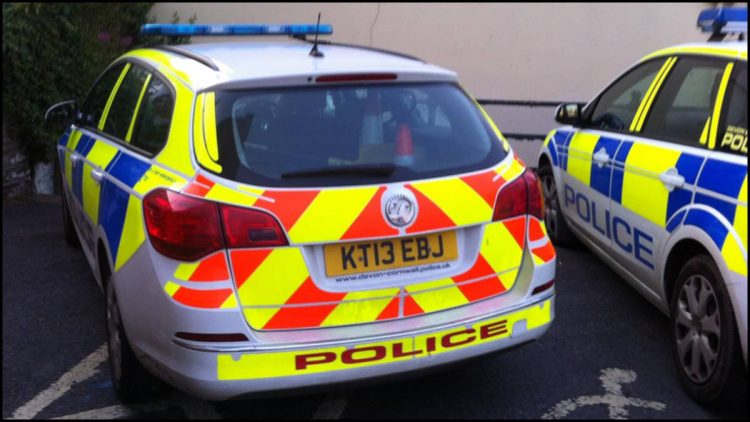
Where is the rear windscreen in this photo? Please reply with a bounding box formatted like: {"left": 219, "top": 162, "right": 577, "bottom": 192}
{"left": 208, "top": 82, "right": 507, "bottom": 187}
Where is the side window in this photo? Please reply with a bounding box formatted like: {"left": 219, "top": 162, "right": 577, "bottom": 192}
{"left": 130, "top": 76, "right": 174, "bottom": 155}
{"left": 586, "top": 59, "right": 666, "bottom": 132}
{"left": 79, "top": 64, "right": 126, "bottom": 129}
{"left": 103, "top": 65, "right": 149, "bottom": 140}
{"left": 717, "top": 63, "right": 747, "bottom": 155}
{"left": 641, "top": 56, "right": 728, "bottom": 148}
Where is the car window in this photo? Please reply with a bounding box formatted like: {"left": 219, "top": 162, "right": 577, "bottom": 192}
{"left": 209, "top": 82, "right": 506, "bottom": 187}
{"left": 79, "top": 63, "right": 126, "bottom": 129}
{"left": 641, "top": 56, "right": 728, "bottom": 148}
{"left": 586, "top": 59, "right": 666, "bottom": 133}
{"left": 717, "top": 63, "right": 747, "bottom": 156}
{"left": 130, "top": 76, "right": 174, "bottom": 155}
{"left": 103, "top": 65, "right": 150, "bottom": 141}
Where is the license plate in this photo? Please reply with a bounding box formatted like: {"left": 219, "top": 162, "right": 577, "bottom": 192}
{"left": 324, "top": 231, "right": 458, "bottom": 277}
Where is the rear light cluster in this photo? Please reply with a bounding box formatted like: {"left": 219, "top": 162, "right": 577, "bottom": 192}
{"left": 143, "top": 189, "right": 288, "bottom": 261}
{"left": 492, "top": 169, "right": 545, "bottom": 221}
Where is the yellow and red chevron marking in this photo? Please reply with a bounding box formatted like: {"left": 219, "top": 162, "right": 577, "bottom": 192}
{"left": 528, "top": 217, "right": 556, "bottom": 265}
{"left": 164, "top": 252, "right": 237, "bottom": 309}
{"left": 229, "top": 216, "right": 527, "bottom": 330}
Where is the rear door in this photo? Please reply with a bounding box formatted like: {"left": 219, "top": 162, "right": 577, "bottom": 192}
{"left": 608, "top": 55, "right": 734, "bottom": 295}
{"left": 560, "top": 58, "right": 669, "bottom": 252}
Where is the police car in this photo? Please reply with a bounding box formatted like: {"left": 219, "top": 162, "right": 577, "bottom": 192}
{"left": 47, "top": 23, "right": 556, "bottom": 402}
{"left": 538, "top": 7, "right": 747, "bottom": 404}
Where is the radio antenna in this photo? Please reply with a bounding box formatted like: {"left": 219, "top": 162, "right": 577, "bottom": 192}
{"left": 309, "top": 12, "right": 324, "bottom": 58}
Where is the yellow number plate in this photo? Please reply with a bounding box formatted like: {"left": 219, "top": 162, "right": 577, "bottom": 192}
{"left": 324, "top": 231, "right": 458, "bottom": 277}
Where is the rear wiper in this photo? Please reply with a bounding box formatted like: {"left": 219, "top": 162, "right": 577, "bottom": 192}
{"left": 281, "top": 163, "right": 398, "bottom": 179}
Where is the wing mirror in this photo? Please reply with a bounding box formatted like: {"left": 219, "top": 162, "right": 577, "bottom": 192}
{"left": 44, "top": 100, "right": 77, "bottom": 128}
{"left": 554, "top": 103, "right": 583, "bottom": 126}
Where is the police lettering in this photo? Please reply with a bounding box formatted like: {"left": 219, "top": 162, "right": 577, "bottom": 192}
{"left": 720, "top": 126, "right": 748, "bottom": 154}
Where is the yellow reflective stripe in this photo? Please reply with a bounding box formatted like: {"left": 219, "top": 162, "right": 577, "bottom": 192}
{"left": 218, "top": 299, "right": 552, "bottom": 380}
{"left": 193, "top": 93, "right": 223, "bottom": 173}
{"left": 204, "top": 92, "right": 220, "bottom": 161}
{"left": 81, "top": 162, "right": 100, "bottom": 224}
{"left": 708, "top": 62, "right": 735, "bottom": 150}
{"left": 477, "top": 103, "right": 510, "bottom": 152}
{"left": 114, "top": 196, "right": 146, "bottom": 271}
{"left": 412, "top": 178, "right": 491, "bottom": 226}
{"left": 204, "top": 183, "right": 262, "bottom": 206}
{"left": 321, "top": 294, "right": 398, "bottom": 327}
{"left": 621, "top": 143, "right": 681, "bottom": 226}
{"left": 64, "top": 151, "right": 74, "bottom": 189}
{"left": 566, "top": 132, "right": 599, "bottom": 186}
{"left": 243, "top": 308, "right": 280, "bottom": 330}
{"left": 132, "top": 166, "right": 187, "bottom": 196}
{"left": 164, "top": 281, "right": 180, "bottom": 297}
{"left": 699, "top": 117, "right": 711, "bottom": 145}
{"left": 722, "top": 235, "right": 747, "bottom": 276}
{"left": 407, "top": 278, "right": 468, "bottom": 312}
{"left": 174, "top": 261, "right": 200, "bottom": 281}
{"left": 154, "top": 79, "right": 196, "bottom": 177}
{"left": 67, "top": 130, "right": 83, "bottom": 152}
{"left": 125, "top": 74, "right": 152, "bottom": 142}
{"left": 734, "top": 176, "right": 747, "bottom": 249}
{"left": 501, "top": 157, "right": 525, "bottom": 180}
{"left": 630, "top": 57, "right": 673, "bottom": 132}
{"left": 481, "top": 222, "right": 523, "bottom": 288}
{"left": 220, "top": 294, "right": 238, "bottom": 309}
{"left": 122, "top": 49, "right": 194, "bottom": 86}
{"left": 98, "top": 64, "right": 131, "bottom": 130}
{"left": 289, "top": 187, "right": 378, "bottom": 243}
{"left": 634, "top": 57, "right": 677, "bottom": 132}
{"left": 237, "top": 248, "right": 309, "bottom": 307}
{"left": 641, "top": 46, "right": 745, "bottom": 62}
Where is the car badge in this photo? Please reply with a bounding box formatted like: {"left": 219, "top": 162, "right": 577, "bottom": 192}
{"left": 383, "top": 190, "right": 417, "bottom": 228}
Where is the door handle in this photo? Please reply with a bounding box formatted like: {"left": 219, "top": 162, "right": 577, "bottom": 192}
{"left": 90, "top": 168, "right": 104, "bottom": 184}
{"left": 659, "top": 168, "right": 685, "bottom": 191}
{"left": 592, "top": 148, "right": 610, "bottom": 168}
{"left": 70, "top": 153, "right": 81, "bottom": 165}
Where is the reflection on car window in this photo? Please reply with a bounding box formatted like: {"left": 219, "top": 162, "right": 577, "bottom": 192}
{"left": 641, "top": 56, "right": 727, "bottom": 148}
{"left": 104, "top": 66, "right": 149, "bottom": 140}
{"left": 131, "top": 77, "right": 174, "bottom": 155}
{"left": 587, "top": 59, "right": 666, "bottom": 132}
{"left": 79, "top": 64, "right": 126, "bottom": 129}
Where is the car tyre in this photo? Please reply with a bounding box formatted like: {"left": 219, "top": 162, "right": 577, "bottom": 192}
{"left": 670, "top": 255, "right": 746, "bottom": 405}
{"left": 60, "top": 187, "right": 81, "bottom": 248}
{"left": 105, "top": 275, "right": 165, "bottom": 403}
{"left": 538, "top": 162, "right": 578, "bottom": 247}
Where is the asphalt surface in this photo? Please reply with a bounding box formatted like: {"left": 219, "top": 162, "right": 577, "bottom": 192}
{"left": 3, "top": 198, "right": 747, "bottom": 419}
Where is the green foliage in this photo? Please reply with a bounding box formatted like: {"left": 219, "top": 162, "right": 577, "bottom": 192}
{"left": 2, "top": 3, "right": 193, "bottom": 164}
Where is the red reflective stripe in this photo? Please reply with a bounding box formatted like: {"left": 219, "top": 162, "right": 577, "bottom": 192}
{"left": 229, "top": 249, "right": 273, "bottom": 288}
{"left": 532, "top": 241, "right": 556, "bottom": 263}
{"left": 403, "top": 295, "right": 424, "bottom": 317}
{"left": 461, "top": 171, "right": 505, "bottom": 208}
{"left": 342, "top": 186, "right": 398, "bottom": 240}
{"left": 172, "top": 287, "right": 232, "bottom": 308}
{"left": 189, "top": 252, "right": 229, "bottom": 281}
{"left": 376, "top": 296, "right": 400, "bottom": 320}
{"left": 195, "top": 174, "right": 214, "bottom": 187}
{"left": 184, "top": 182, "right": 211, "bottom": 197}
{"left": 528, "top": 218, "right": 545, "bottom": 242}
{"left": 503, "top": 216, "right": 527, "bottom": 248}
{"left": 256, "top": 189, "right": 320, "bottom": 231}
{"left": 453, "top": 253, "right": 495, "bottom": 283}
{"left": 405, "top": 185, "right": 455, "bottom": 234}
{"left": 263, "top": 303, "right": 339, "bottom": 330}
{"left": 459, "top": 276, "right": 505, "bottom": 302}
{"left": 285, "top": 277, "right": 347, "bottom": 305}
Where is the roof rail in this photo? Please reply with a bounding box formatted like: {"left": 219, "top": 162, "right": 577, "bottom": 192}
{"left": 291, "top": 36, "right": 425, "bottom": 63}
{"left": 151, "top": 45, "right": 220, "bottom": 71}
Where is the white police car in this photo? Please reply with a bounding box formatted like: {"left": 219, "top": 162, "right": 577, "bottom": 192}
{"left": 538, "top": 7, "right": 747, "bottom": 404}
{"left": 47, "top": 23, "right": 556, "bottom": 402}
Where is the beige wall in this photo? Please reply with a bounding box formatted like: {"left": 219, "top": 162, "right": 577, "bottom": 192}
{"left": 149, "top": 3, "right": 710, "bottom": 101}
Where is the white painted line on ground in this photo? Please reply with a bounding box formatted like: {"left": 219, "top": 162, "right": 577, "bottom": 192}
{"left": 11, "top": 344, "right": 109, "bottom": 420}
{"left": 312, "top": 394, "right": 348, "bottom": 420}
{"left": 51, "top": 402, "right": 168, "bottom": 420}
{"left": 541, "top": 368, "right": 666, "bottom": 419}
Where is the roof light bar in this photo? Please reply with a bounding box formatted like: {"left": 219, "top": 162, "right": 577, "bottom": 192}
{"left": 697, "top": 7, "right": 747, "bottom": 35}
{"left": 141, "top": 23, "right": 333, "bottom": 37}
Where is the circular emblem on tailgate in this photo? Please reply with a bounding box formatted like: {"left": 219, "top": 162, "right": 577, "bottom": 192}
{"left": 383, "top": 190, "right": 417, "bottom": 228}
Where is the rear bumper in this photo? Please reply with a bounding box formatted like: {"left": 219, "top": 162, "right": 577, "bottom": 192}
{"left": 158, "top": 293, "right": 553, "bottom": 400}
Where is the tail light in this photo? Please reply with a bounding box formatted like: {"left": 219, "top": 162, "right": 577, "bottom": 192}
{"left": 144, "top": 188, "right": 288, "bottom": 261}
{"left": 492, "top": 169, "right": 545, "bottom": 221}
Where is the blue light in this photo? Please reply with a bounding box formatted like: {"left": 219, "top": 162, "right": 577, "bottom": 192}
{"left": 141, "top": 23, "right": 333, "bottom": 37}
{"left": 697, "top": 7, "right": 747, "bottom": 34}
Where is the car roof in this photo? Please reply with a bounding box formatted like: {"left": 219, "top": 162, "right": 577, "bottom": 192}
{"left": 128, "top": 41, "right": 458, "bottom": 91}
{"left": 640, "top": 41, "right": 747, "bottom": 62}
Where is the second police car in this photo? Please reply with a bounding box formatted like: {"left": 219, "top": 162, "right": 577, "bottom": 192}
{"left": 539, "top": 8, "right": 747, "bottom": 404}
{"left": 48, "top": 23, "right": 556, "bottom": 401}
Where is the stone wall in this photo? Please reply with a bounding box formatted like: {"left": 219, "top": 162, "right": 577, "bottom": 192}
{"left": 3, "top": 118, "right": 32, "bottom": 200}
